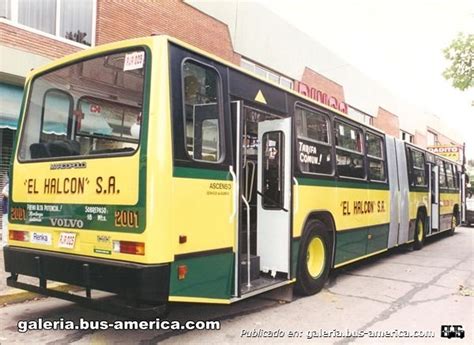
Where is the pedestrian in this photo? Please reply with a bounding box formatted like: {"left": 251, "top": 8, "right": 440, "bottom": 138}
{"left": 2, "top": 175, "right": 9, "bottom": 247}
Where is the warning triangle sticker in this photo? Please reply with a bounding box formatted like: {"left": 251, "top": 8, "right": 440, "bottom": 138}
{"left": 254, "top": 90, "right": 267, "bottom": 104}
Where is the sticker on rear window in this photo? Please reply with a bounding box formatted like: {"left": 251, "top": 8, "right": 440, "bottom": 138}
{"left": 124, "top": 51, "right": 145, "bottom": 71}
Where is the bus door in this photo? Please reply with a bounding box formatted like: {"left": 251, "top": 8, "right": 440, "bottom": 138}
{"left": 460, "top": 172, "right": 466, "bottom": 224}
{"left": 257, "top": 118, "right": 292, "bottom": 277}
{"left": 431, "top": 164, "right": 440, "bottom": 231}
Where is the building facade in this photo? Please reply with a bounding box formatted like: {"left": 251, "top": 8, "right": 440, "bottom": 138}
{"left": 0, "top": 0, "right": 463, "bottom": 225}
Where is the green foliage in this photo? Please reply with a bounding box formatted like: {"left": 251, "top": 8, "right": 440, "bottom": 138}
{"left": 442, "top": 33, "right": 474, "bottom": 91}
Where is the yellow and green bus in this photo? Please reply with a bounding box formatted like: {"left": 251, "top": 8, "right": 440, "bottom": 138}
{"left": 4, "top": 35, "right": 465, "bottom": 316}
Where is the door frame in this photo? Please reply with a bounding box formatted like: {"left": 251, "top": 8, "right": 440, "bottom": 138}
{"left": 257, "top": 117, "right": 292, "bottom": 277}
{"left": 231, "top": 101, "right": 293, "bottom": 297}
{"left": 430, "top": 164, "right": 440, "bottom": 231}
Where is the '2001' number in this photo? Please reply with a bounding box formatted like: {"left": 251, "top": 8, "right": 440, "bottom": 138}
{"left": 10, "top": 207, "right": 26, "bottom": 221}
{"left": 114, "top": 210, "right": 139, "bottom": 228}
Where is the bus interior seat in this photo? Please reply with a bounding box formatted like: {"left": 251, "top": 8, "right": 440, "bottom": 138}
{"left": 30, "top": 143, "right": 50, "bottom": 159}
{"left": 47, "top": 140, "right": 80, "bottom": 157}
{"left": 89, "top": 147, "right": 135, "bottom": 155}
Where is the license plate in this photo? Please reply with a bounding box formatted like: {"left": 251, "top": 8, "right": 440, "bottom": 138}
{"left": 58, "top": 232, "right": 76, "bottom": 249}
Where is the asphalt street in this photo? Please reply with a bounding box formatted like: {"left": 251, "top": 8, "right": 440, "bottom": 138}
{"left": 0, "top": 227, "right": 472, "bottom": 345}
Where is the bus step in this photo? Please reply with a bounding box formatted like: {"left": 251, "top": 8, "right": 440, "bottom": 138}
{"left": 240, "top": 254, "right": 260, "bottom": 282}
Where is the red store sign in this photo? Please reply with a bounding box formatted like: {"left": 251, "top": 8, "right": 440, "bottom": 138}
{"left": 294, "top": 81, "right": 348, "bottom": 114}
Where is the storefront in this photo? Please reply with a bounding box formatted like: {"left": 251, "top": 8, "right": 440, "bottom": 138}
{"left": 0, "top": 82, "right": 23, "bottom": 227}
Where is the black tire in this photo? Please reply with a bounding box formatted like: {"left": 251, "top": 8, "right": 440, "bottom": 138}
{"left": 413, "top": 212, "right": 425, "bottom": 250}
{"left": 295, "top": 220, "right": 331, "bottom": 296}
{"left": 448, "top": 212, "right": 457, "bottom": 236}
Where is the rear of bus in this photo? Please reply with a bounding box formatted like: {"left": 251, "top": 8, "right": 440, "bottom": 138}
{"left": 3, "top": 37, "right": 171, "bottom": 308}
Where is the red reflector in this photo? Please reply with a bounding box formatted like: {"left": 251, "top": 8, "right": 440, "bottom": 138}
{"left": 178, "top": 265, "right": 188, "bottom": 280}
{"left": 114, "top": 241, "right": 145, "bottom": 255}
{"left": 179, "top": 235, "right": 187, "bottom": 244}
{"left": 9, "top": 230, "right": 29, "bottom": 242}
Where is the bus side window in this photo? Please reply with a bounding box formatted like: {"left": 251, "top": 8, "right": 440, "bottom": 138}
{"left": 446, "top": 162, "right": 455, "bottom": 189}
{"left": 335, "top": 121, "right": 365, "bottom": 179}
{"left": 410, "top": 149, "right": 426, "bottom": 186}
{"left": 182, "top": 60, "right": 222, "bottom": 162}
{"left": 437, "top": 159, "right": 447, "bottom": 188}
{"left": 295, "top": 106, "right": 333, "bottom": 175}
{"left": 366, "top": 132, "right": 386, "bottom": 182}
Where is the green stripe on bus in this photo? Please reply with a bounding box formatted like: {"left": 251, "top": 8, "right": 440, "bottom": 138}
{"left": 169, "top": 251, "right": 234, "bottom": 299}
{"left": 297, "top": 177, "right": 389, "bottom": 190}
{"left": 335, "top": 224, "right": 389, "bottom": 265}
{"left": 291, "top": 238, "right": 301, "bottom": 279}
{"left": 173, "top": 166, "right": 230, "bottom": 180}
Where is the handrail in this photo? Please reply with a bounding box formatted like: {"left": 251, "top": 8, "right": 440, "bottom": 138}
{"left": 241, "top": 195, "right": 252, "bottom": 288}
{"left": 229, "top": 165, "right": 237, "bottom": 223}
{"left": 293, "top": 177, "right": 299, "bottom": 214}
{"left": 245, "top": 160, "right": 256, "bottom": 203}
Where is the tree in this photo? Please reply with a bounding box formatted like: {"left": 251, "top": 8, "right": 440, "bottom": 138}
{"left": 442, "top": 33, "right": 474, "bottom": 91}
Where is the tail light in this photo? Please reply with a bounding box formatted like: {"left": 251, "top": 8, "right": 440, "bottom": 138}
{"left": 178, "top": 265, "right": 188, "bottom": 280}
{"left": 9, "top": 230, "right": 29, "bottom": 242}
{"left": 113, "top": 240, "right": 145, "bottom": 255}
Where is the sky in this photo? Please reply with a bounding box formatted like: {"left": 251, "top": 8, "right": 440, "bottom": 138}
{"left": 253, "top": 0, "right": 474, "bottom": 159}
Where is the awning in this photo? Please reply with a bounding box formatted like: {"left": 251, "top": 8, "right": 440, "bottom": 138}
{"left": 0, "top": 82, "right": 23, "bottom": 130}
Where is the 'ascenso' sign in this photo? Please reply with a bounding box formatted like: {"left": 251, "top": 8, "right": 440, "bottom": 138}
{"left": 294, "top": 81, "right": 348, "bottom": 114}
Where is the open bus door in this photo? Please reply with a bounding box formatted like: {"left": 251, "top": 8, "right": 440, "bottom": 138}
{"left": 460, "top": 172, "right": 466, "bottom": 224}
{"left": 231, "top": 101, "right": 293, "bottom": 298}
{"left": 257, "top": 118, "right": 292, "bottom": 277}
{"left": 431, "top": 164, "right": 440, "bottom": 231}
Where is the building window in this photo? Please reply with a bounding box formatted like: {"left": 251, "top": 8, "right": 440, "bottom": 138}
{"left": 60, "top": 0, "right": 93, "bottom": 45}
{"left": 347, "top": 105, "right": 374, "bottom": 125}
{"left": 280, "top": 77, "right": 293, "bottom": 89}
{"left": 18, "top": 0, "right": 56, "bottom": 34}
{"left": 0, "top": 0, "right": 11, "bottom": 19}
{"left": 240, "top": 58, "right": 294, "bottom": 89}
{"left": 1, "top": 0, "right": 95, "bottom": 46}
{"left": 401, "top": 130, "right": 414, "bottom": 143}
{"left": 427, "top": 131, "right": 438, "bottom": 146}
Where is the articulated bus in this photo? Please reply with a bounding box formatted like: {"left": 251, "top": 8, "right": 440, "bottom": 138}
{"left": 4, "top": 36, "right": 465, "bottom": 316}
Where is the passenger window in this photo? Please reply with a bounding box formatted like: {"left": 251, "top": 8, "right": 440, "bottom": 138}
{"left": 182, "top": 60, "right": 222, "bottom": 162}
{"left": 295, "top": 107, "right": 329, "bottom": 143}
{"left": 411, "top": 149, "right": 426, "bottom": 186}
{"left": 335, "top": 121, "right": 365, "bottom": 179}
{"left": 446, "top": 163, "right": 455, "bottom": 189}
{"left": 295, "top": 107, "right": 333, "bottom": 175}
{"left": 453, "top": 165, "right": 459, "bottom": 188}
{"left": 437, "top": 159, "right": 447, "bottom": 188}
{"left": 335, "top": 122, "right": 363, "bottom": 153}
{"left": 366, "top": 132, "right": 386, "bottom": 181}
{"left": 261, "top": 131, "right": 284, "bottom": 209}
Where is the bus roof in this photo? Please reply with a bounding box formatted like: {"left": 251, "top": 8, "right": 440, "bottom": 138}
{"left": 27, "top": 35, "right": 428, "bottom": 142}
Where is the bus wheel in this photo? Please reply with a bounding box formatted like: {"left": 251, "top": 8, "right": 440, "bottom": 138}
{"left": 295, "top": 220, "right": 331, "bottom": 296}
{"left": 448, "top": 213, "right": 457, "bottom": 236}
{"left": 413, "top": 213, "right": 425, "bottom": 250}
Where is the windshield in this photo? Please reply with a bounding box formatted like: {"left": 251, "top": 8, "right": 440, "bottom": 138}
{"left": 18, "top": 49, "right": 146, "bottom": 161}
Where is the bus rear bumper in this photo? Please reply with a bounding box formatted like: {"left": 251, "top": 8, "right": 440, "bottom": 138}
{"left": 3, "top": 246, "right": 170, "bottom": 305}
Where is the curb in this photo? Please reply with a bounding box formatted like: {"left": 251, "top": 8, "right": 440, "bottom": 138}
{"left": 0, "top": 283, "right": 82, "bottom": 306}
